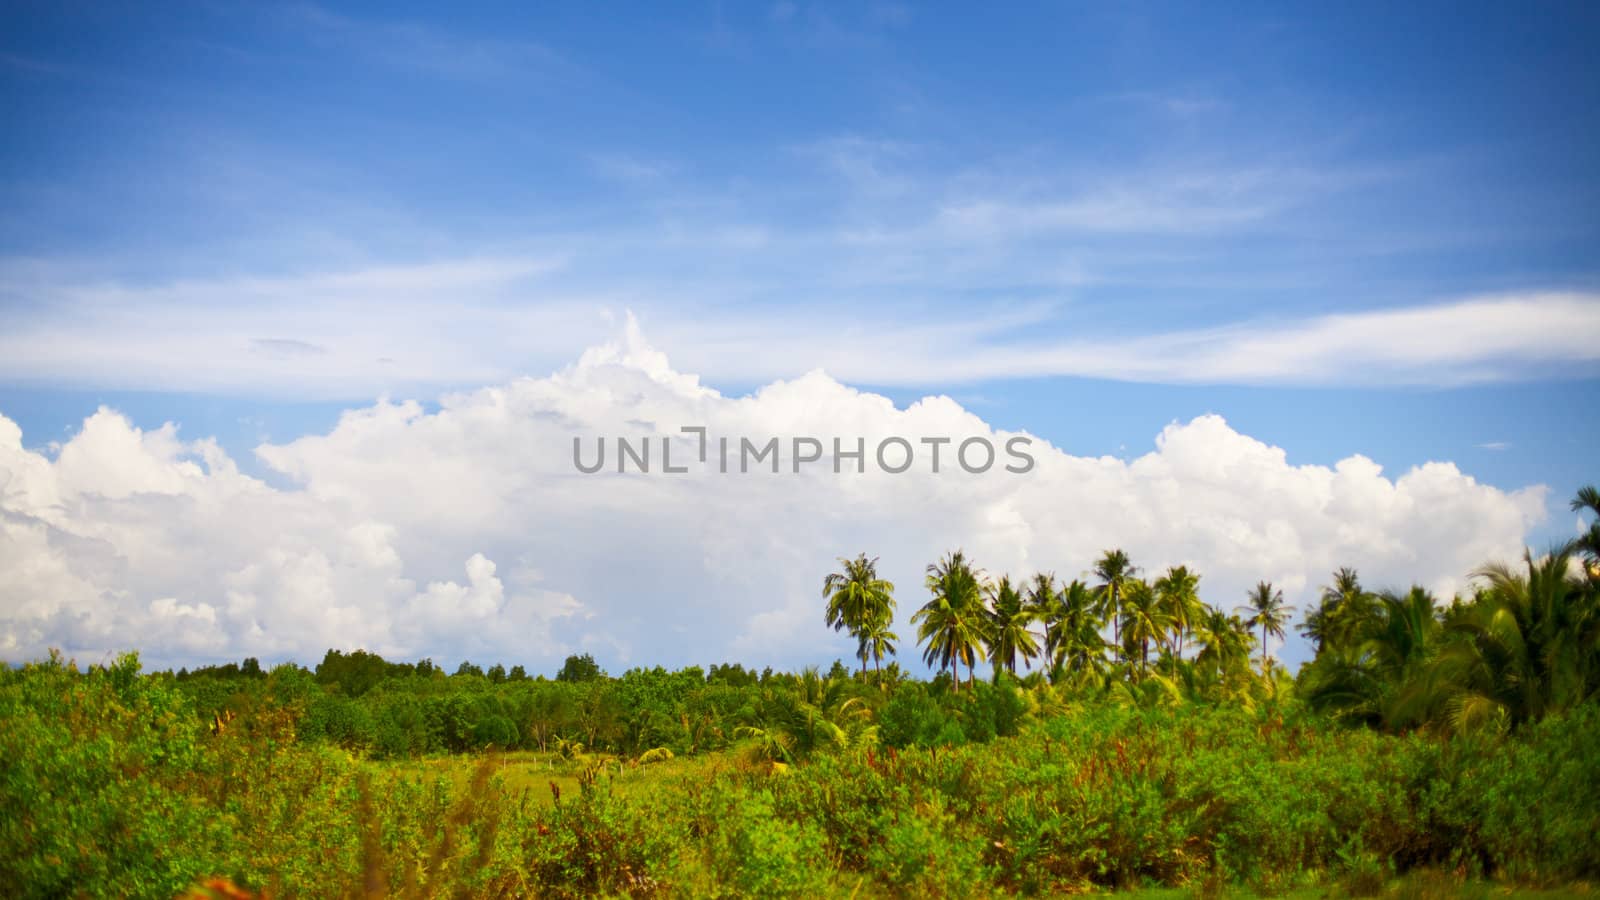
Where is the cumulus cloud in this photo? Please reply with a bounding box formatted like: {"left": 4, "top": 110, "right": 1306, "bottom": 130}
{"left": 0, "top": 409, "right": 582, "bottom": 668}
{"left": 0, "top": 322, "right": 1548, "bottom": 671}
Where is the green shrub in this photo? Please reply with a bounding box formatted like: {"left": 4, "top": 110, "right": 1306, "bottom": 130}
{"left": 0, "top": 653, "right": 226, "bottom": 899}
{"left": 878, "top": 686, "right": 958, "bottom": 749}
{"left": 714, "top": 791, "right": 830, "bottom": 898}
{"left": 526, "top": 775, "right": 674, "bottom": 897}
{"left": 864, "top": 800, "right": 988, "bottom": 897}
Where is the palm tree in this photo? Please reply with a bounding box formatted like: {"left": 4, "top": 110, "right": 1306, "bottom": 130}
{"left": 737, "top": 669, "right": 878, "bottom": 763}
{"left": 1367, "top": 586, "right": 1446, "bottom": 726}
{"left": 1119, "top": 579, "right": 1169, "bottom": 678}
{"left": 913, "top": 550, "right": 989, "bottom": 690}
{"left": 1422, "top": 545, "right": 1599, "bottom": 732}
{"left": 986, "top": 575, "right": 1042, "bottom": 675}
{"left": 1572, "top": 485, "right": 1600, "bottom": 572}
{"left": 1372, "top": 587, "right": 1442, "bottom": 671}
{"left": 1300, "top": 567, "right": 1371, "bottom": 654}
{"left": 737, "top": 667, "right": 873, "bottom": 762}
{"left": 1153, "top": 565, "right": 1203, "bottom": 669}
{"left": 1093, "top": 549, "right": 1137, "bottom": 664}
{"left": 1183, "top": 612, "right": 1258, "bottom": 710}
{"left": 822, "top": 554, "right": 896, "bottom": 675}
{"left": 858, "top": 615, "right": 899, "bottom": 676}
{"left": 1303, "top": 584, "right": 1446, "bottom": 729}
{"left": 1024, "top": 572, "right": 1058, "bottom": 620}
{"left": 1043, "top": 579, "right": 1107, "bottom": 677}
{"left": 1238, "top": 581, "right": 1294, "bottom": 675}
{"left": 1193, "top": 606, "right": 1254, "bottom": 675}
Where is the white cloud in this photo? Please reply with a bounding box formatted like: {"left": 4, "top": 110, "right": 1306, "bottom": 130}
{"left": 0, "top": 257, "right": 591, "bottom": 397}
{"left": 641, "top": 291, "right": 1600, "bottom": 388}
{"left": 0, "top": 323, "right": 1549, "bottom": 671}
{"left": 2, "top": 249, "right": 1597, "bottom": 397}
{"left": 0, "top": 404, "right": 582, "bottom": 668}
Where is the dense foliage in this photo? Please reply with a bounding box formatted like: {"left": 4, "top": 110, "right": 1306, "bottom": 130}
{"left": 4, "top": 653, "right": 1598, "bottom": 898}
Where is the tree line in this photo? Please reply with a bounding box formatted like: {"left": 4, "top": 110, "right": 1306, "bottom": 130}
{"left": 130, "top": 481, "right": 1600, "bottom": 763}
{"left": 826, "top": 549, "right": 1288, "bottom": 689}
{"left": 823, "top": 483, "right": 1600, "bottom": 734}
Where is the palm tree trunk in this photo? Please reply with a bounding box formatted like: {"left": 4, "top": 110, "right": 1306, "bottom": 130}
{"left": 1111, "top": 587, "right": 1120, "bottom": 664}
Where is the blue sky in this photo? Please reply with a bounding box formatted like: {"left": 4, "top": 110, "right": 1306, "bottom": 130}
{"left": 1, "top": 2, "right": 1597, "bottom": 672}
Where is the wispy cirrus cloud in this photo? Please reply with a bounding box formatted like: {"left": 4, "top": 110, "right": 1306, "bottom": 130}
{"left": 1, "top": 246, "right": 1595, "bottom": 396}
{"left": 587, "top": 152, "right": 676, "bottom": 183}
{"left": 1035, "top": 293, "right": 1600, "bottom": 386}
{"left": 250, "top": 338, "right": 328, "bottom": 360}
{"left": 920, "top": 164, "right": 1395, "bottom": 241}
{"left": 282, "top": 4, "right": 575, "bottom": 84}
{"left": 1102, "top": 89, "right": 1229, "bottom": 118}
{"left": 0, "top": 257, "right": 583, "bottom": 396}
{"left": 647, "top": 291, "right": 1600, "bottom": 388}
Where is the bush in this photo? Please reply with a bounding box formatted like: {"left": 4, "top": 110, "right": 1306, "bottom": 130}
{"left": 526, "top": 775, "right": 674, "bottom": 897}
{"left": 714, "top": 792, "right": 829, "bottom": 898}
{"left": 0, "top": 653, "right": 226, "bottom": 899}
{"left": 878, "top": 686, "right": 960, "bottom": 749}
{"left": 865, "top": 801, "right": 988, "bottom": 897}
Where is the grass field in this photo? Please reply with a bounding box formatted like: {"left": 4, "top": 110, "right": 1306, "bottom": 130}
{"left": 380, "top": 748, "right": 729, "bottom": 810}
